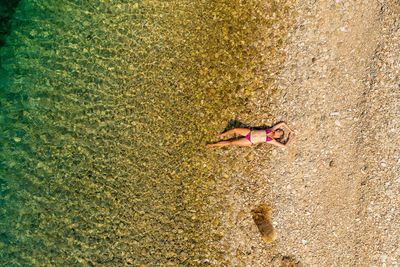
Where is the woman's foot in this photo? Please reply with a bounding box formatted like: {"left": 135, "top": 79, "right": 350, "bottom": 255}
{"left": 206, "top": 143, "right": 214, "bottom": 148}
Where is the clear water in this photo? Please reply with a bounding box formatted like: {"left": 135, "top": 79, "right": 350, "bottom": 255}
{"left": 0, "top": 0, "right": 290, "bottom": 265}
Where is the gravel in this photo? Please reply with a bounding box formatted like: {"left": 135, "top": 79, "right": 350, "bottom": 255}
{"left": 215, "top": 0, "right": 400, "bottom": 266}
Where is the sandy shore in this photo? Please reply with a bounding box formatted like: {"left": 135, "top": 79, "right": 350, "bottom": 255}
{"left": 216, "top": 0, "right": 400, "bottom": 266}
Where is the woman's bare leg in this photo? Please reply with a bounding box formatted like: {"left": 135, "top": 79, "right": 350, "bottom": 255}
{"left": 217, "top": 128, "right": 250, "bottom": 137}
{"left": 207, "top": 137, "right": 252, "bottom": 147}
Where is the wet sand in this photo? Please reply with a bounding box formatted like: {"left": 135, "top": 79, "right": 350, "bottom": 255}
{"left": 210, "top": 0, "right": 400, "bottom": 265}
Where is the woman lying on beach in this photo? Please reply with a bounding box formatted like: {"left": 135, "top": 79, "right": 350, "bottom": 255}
{"left": 207, "top": 122, "right": 295, "bottom": 148}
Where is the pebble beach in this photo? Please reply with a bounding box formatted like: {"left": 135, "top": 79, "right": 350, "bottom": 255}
{"left": 211, "top": 0, "right": 400, "bottom": 266}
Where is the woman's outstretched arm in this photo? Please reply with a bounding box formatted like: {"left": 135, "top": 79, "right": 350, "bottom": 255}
{"left": 271, "top": 122, "right": 294, "bottom": 133}
{"left": 271, "top": 122, "right": 293, "bottom": 133}
{"left": 269, "top": 132, "right": 295, "bottom": 149}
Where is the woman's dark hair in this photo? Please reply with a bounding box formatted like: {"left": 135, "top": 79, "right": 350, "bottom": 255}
{"left": 274, "top": 128, "right": 285, "bottom": 143}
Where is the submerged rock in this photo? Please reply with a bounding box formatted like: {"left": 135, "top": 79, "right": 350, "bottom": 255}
{"left": 251, "top": 204, "right": 276, "bottom": 243}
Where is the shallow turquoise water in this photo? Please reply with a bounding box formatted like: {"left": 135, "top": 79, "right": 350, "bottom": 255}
{"left": 0, "top": 0, "right": 288, "bottom": 265}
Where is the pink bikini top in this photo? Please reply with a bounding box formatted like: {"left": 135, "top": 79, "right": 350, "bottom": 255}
{"left": 265, "top": 129, "right": 273, "bottom": 142}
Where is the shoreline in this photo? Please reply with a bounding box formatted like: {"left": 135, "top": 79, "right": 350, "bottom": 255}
{"left": 215, "top": 0, "right": 400, "bottom": 265}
